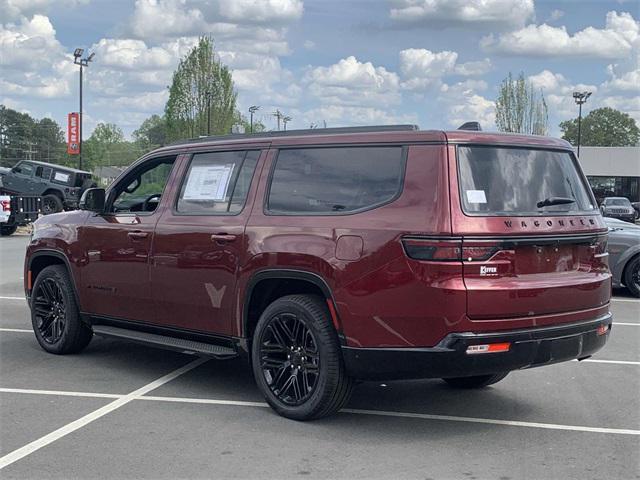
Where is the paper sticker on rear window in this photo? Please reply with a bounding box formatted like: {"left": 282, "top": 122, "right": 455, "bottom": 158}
{"left": 466, "top": 190, "right": 487, "bottom": 204}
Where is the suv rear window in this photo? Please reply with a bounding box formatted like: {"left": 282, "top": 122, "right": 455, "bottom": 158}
{"left": 268, "top": 146, "right": 404, "bottom": 214}
{"left": 457, "top": 146, "right": 596, "bottom": 216}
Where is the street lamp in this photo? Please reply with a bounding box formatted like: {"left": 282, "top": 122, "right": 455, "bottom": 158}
{"left": 572, "top": 91, "right": 592, "bottom": 157}
{"left": 73, "top": 48, "right": 95, "bottom": 170}
{"left": 248, "top": 105, "right": 260, "bottom": 133}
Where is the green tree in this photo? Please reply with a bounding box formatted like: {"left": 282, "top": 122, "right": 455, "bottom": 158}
{"left": 165, "top": 36, "right": 237, "bottom": 141}
{"left": 560, "top": 107, "right": 640, "bottom": 147}
{"left": 495, "top": 72, "right": 549, "bottom": 135}
{"left": 133, "top": 114, "right": 167, "bottom": 148}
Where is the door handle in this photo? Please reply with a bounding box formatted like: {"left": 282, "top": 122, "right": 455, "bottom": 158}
{"left": 128, "top": 231, "right": 149, "bottom": 240}
{"left": 211, "top": 233, "right": 237, "bottom": 243}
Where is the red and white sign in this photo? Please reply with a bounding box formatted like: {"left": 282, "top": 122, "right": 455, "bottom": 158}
{"left": 67, "top": 112, "right": 80, "bottom": 155}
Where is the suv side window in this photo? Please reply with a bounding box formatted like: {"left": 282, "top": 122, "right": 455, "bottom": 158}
{"left": 15, "top": 162, "right": 34, "bottom": 177}
{"left": 110, "top": 156, "right": 177, "bottom": 214}
{"left": 267, "top": 146, "right": 405, "bottom": 214}
{"left": 176, "top": 150, "right": 260, "bottom": 215}
{"left": 35, "top": 166, "right": 53, "bottom": 180}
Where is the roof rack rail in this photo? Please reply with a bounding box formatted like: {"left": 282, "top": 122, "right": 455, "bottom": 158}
{"left": 168, "top": 124, "right": 420, "bottom": 146}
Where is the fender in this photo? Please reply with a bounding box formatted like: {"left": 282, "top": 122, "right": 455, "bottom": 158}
{"left": 613, "top": 245, "right": 640, "bottom": 285}
{"left": 27, "top": 249, "right": 80, "bottom": 305}
{"left": 242, "top": 268, "right": 339, "bottom": 339}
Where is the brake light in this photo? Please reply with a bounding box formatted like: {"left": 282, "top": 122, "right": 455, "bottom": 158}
{"left": 592, "top": 235, "right": 608, "bottom": 256}
{"left": 466, "top": 343, "right": 511, "bottom": 354}
{"left": 402, "top": 237, "right": 503, "bottom": 262}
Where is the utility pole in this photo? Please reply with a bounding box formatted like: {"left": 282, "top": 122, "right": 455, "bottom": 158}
{"left": 249, "top": 105, "right": 260, "bottom": 133}
{"left": 206, "top": 90, "right": 212, "bottom": 136}
{"left": 73, "top": 48, "right": 95, "bottom": 170}
{"left": 572, "top": 91, "right": 592, "bottom": 157}
{"left": 272, "top": 109, "right": 284, "bottom": 131}
{"left": 282, "top": 116, "right": 292, "bottom": 131}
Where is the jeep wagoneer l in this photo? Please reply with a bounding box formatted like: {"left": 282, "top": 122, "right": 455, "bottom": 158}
{"left": 25, "top": 125, "right": 612, "bottom": 420}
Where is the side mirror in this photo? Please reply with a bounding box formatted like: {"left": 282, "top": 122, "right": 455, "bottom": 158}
{"left": 79, "top": 188, "right": 106, "bottom": 212}
{"left": 12, "top": 167, "right": 21, "bottom": 174}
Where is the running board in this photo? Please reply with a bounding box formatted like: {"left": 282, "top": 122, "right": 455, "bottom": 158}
{"left": 92, "top": 325, "right": 237, "bottom": 358}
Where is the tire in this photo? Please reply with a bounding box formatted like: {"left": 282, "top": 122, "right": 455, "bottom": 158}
{"left": 42, "top": 194, "right": 63, "bottom": 215}
{"left": 251, "top": 294, "right": 354, "bottom": 421}
{"left": 442, "top": 372, "right": 509, "bottom": 389}
{"left": 624, "top": 255, "right": 640, "bottom": 298}
{"left": 30, "top": 265, "right": 92, "bottom": 354}
{"left": 1, "top": 225, "right": 17, "bottom": 236}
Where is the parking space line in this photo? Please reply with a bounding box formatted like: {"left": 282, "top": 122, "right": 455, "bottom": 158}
{"left": 0, "top": 388, "right": 120, "bottom": 399}
{"left": 0, "top": 296, "right": 23, "bottom": 301}
{"left": 614, "top": 322, "right": 640, "bottom": 326}
{"left": 0, "top": 357, "right": 208, "bottom": 471}
{"left": 1, "top": 387, "right": 638, "bottom": 437}
{"left": 579, "top": 359, "right": 640, "bottom": 365}
{"left": 0, "top": 328, "right": 32, "bottom": 333}
{"left": 611, "top": 298, "right": 640, "bottom": 303}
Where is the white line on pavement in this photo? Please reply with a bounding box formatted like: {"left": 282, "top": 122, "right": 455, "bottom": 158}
{"left": 1, "top": 387, "right": 638, "bottom": 436}
{"left": 0, "top": 296, "right": 24, "bottom": 301}
{"left": 0, "top": 388, "right": 120, "bottom": 399}
{"left": 0, "top": 357, "right": 208, "bottom": 471}
{"left": 611, "top": 298, "right": 640, "bottom": 303}
{"left": 0, "top": 328, "right": 32, "bottom": 333}
{"left": 614, "top": 322, "right": 640, "bottom": 326}
{"left": 580, "top": 359, "right": 640, "bottom": 365}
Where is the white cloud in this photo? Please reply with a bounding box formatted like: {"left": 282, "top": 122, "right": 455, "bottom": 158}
{"left": 399, "top": 49, "right": 491, "bottom": 90}
{"left": 389, "top": 0, "right": 534, "bottom": 28}
{"left": 129, "top": 0, "right": 207, "bottom": 39}
{"left": 303, "top": 105, "right": 417, "bottom": 128}
{"left": 218, "top": 0, "right": 303, "bottom": 23}
{"left": 305, "top": 56, "right": 401, "bottom": 107}
{"left": 0, "top": 14, "right": 64, "bottom": 69}
{"left": 548, "top": 9, "right": 564, "bottom": 22}
{"left": 438, "top": 80, "right": 495, "bottom": 128}
{"left": 92, "top": 39, "right": 175, "bottom": 71}
{"left": 482, "top": 11, "right": 639, "bottom": 59}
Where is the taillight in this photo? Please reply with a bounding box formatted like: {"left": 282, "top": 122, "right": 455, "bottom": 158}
{"left": 402, "top": 238, "right": 461, "bottom": 261}
{"left": 592, "top": 235, "right": 608, "bottom": 256}
{"left": 402, "top": 237, "right": 503, "bottom": 262}
{"left": 0, "top": 199, "right": 10, "bottom": 212}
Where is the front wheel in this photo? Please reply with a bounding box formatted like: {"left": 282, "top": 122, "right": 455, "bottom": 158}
{"left": 251, "top": 295, "right": 353, "bottom": 420}
{"left": 0, "top": 225, "right": 17, "bottom": 236}
{"left": 442, "top": 372, "right": 509, "bottom": 389}
{"left": 624, "top": 256, "right": 640, "bottom": 298}
{"left": 31, "top": 265, "right": 93, "bottom": 354}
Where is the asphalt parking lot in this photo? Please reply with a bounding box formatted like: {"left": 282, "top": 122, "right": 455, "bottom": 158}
{"left": 1, "top": 233, "right": 639, "bottom": 480}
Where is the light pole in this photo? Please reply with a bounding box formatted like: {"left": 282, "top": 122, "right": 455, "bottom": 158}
{"left": 572, "top": 91, "right": 592, "bottom": 157}
{"left": 73, "top": 48, "right": 95, "bottom": 170}
{"left": 248, "top": 105, "right": 260, "bottom": 133}
{"left": 282, "top": 116, "right": 292, "bottom": 131}
{"left": 206, "top": 90, "right": 212, "bottom": 136}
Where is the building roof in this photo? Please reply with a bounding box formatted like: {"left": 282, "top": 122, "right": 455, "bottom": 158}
{"left": 577, "top": 146, "right": 640, "bottom": 177}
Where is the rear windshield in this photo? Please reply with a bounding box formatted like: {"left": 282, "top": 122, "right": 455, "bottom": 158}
{"left": 457, "top": 146, "right": 596, "bottom": 216}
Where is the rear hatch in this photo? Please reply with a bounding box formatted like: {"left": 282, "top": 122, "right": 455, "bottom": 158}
{"left": 452, "top": 144, "right": 610, "bottom": 320}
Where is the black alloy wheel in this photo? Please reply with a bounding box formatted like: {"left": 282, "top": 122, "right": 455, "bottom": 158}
{"left": 42, "top": 194, "right": 63, "bottom": 215}
{"left": 259, "top": 312, "right": 320, "bottom": 406}
{"left": 251, "top": 295, "right": 354, "bottom": 420}
{"left": 30, "top": 265, "right": 93, "bottom": 354}
{"left": 33, "top": 277, "right": 67, "bottom": 344}
{"left": 625, "top": 256, "right": 640, "bottom": 297}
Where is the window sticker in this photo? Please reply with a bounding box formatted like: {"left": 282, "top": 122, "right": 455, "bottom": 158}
{"left": 183, "top": 164, "right": 234, "bottom": 201}
{"left": 54, "top": 172, "right": 70, "bottom": 183}
{"left": 466, "top": 189, "right": 487, "bottom": 204}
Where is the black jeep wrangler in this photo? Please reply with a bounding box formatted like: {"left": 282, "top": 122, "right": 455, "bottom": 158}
{"left": 0, "top": 161, "right": 95, "bottom": 214}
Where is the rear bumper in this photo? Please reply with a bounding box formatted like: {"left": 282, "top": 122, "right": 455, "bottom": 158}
{"left": 606, "top": 213, "right": 636, "bottom": 222}
{"left": 342, "top": 313, "right": 612, "bottom": 381}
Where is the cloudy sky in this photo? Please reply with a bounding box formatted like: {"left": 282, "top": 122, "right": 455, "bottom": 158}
{"left": 1, "top": 0, "right": 639, "bottom": 138}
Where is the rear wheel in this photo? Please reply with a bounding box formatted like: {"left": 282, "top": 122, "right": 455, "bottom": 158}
{"left": 1, "top": 225, "right": 17, "bottom": 236}
{"left": 624, "top": 255, "right": 640, "bottom": 298}
{"left": 42, "top": 194, "right": 63, "bottom": 215}
{"left": 442, "top": 372, "right": 509, "bottom": 389}
{"left": 251, "top": 294, "right": 353, "bottom": 420}
{"left": 31, "top": 265, "right": 92, "bottom": 354}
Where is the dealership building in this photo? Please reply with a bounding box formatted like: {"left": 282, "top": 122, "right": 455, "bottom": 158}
{"left": 578, "top": 146, "right": 640, "bottom": 204}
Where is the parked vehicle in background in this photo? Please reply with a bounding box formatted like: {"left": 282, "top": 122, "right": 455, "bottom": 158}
{"left": 0, "top": 161, "right": 95, "bottom": 214}
{"left": 24, "top": 125, "right": 612, "bottom": 420}
{"left": 0, "top": 194, "right": 41, "bottom": 236}
{"left": 600, "top": 197, "right": 637, "bottom": 223}
{"left": 632, "top": 202, "right": 640, "bottom": 220}
{"left": 605, "top": 217, "right": 640, "bottom": 297}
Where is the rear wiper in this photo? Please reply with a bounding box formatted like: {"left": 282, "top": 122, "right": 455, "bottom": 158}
{"left": 536, "top": 197, "right": 576, "bottom": 208}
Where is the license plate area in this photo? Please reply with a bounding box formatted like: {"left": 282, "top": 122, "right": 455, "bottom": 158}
{"left": 515, "top": 244, "right": 578, "bottom": 274}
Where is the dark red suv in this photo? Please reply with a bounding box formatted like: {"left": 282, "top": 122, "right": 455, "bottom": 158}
{"left": 24, "top": 125, "right": 612, "bottom": 420}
